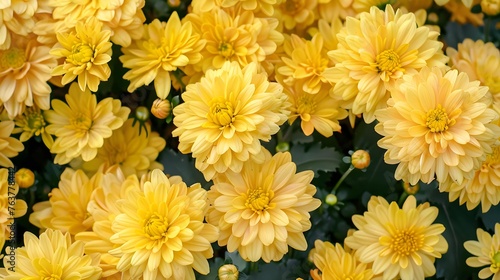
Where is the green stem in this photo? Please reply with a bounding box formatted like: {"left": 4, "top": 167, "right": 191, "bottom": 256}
{"left": 485, "top": 17, "right": 491, "bottom": 42}
{"left": 172, "top": 69, "right": 187, "bottom": 92}
{"left": 249, "top": 261, "right": 259, "bottom": 273}
{"left": 331, "top": 165, "right": 355, "bottom": 194}
{"left": 398, "top": 191, "right": 409, "bottom": 206}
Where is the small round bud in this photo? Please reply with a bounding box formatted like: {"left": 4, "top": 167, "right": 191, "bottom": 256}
{"left": 276, "top": 142, "right": 290, "bottom": 152}
{"left": 151, "top": 98, "right": 172, "bottom": 119}
{"left": 403, "top": 182, "right": 420, "bottom": 195}
{"left": 135, "top": 106, "right": 150, "bottom": 122}
{"left": 427, "top": 12, "right": 439, "bottom": 23}
{"left": 325, "top": 193, "right": 338, "bottom": 206}
{"left": 482, "top": 0, "right": 500, "bottom": 16}
{"left": 16, "top": 168, "right": 35, "bottom": 189}
{"left": 351, "top": 150, "right": 370, "bottom": 169}
{"left": 218, "top": 264, "right": 239, "bottom": 280}
{"left": 168, "top": 0, "right": 181, "bottom": 7}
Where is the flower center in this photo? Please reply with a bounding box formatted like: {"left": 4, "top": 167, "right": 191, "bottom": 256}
{"left": 297, "top": 96, "right": 316, "bottom": 121}
{"left": 376, "top": 49, "right": 401, "bottom": 73}
{"left": 485, "top": 75, "right": 500, "bottom": 94}
{"left": 219, "top": 42, "right": 234, "bottom": 59}
{"left": 0, "top": 48, "right": 26, "bottom": 70}
{"left": 144, "top": 214, "right": 168, "bottom": 240}
{"left": 490, "top": 251, "right": 500, "bottom": 273}
{"left": 245, "top": 187, "right": 273, "bottom": 211}
{"left": 27, "top": 111, "right": 46, "bottom": 131}
{"left": 70, "top": 113, "right": 93, "bottom": 135}
{"left": 210, "top": 102, "right": 234, "bottom": 127}
{"left": 426, "top": 105, "right": 454, "bottom": 133}
{"left": 390, "top": 229, "right": 423, "bottom": 256}
{"left": 283, "top": 0, "right": 302, "bottom": 13}
{"left": 67, "top": 43, "right": 94, "bottom": 66}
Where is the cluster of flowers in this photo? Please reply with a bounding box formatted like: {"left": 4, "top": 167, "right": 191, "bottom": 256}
{"left": 0, "top": 0, "right": 499, "bottom": 279}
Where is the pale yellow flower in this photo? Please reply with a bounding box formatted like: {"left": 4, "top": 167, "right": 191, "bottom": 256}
{"left": 13, "top": 106, "right": 53, "bottom": 149}
{"left": 442, "top": 0, "right": 484, "bottom": 26}
{"left": 44, "top": 82, "right": 130, "bottom": 165}
{"left": 325, "top": 5, "right": 448, "bottom": 123}
{"left": 221, "top": 0, "right": 279, "bottom": 16}
{"left": 0, "top": 168, "right": 27, "bottom": 251}
{"left": 206, "top": 150, "right": 321, "bottom": 262}
{"left": 172, "top": 61, "right": 289, "bottom": 181}
{"left": 375, "top": 67, "right": 500, "bottom": 185}
{"left": 0, "top": 120, "right": 23, "bottom": 168}
{"left": 109, "top": 170, "right": 219, "bottom": 280}
{"left": 1, "top": 229, "right": 102, "bottom": 279}
{"left": 316, "top": 0, "right": 356, "bottom": 21}
{"left": 0, "top": 0, "right": 37, "bottom": 50}
{"left": 345, "top": 195, "right": 448, "bottom": 280}
{"left": 464, "top": 223, "right": 500, "bottom": 280}
{"left": 274, "top": 0, "right": 317, "bottom": 33}
{"left": 51, "top": 16, "right": 112, "bottom": 92}
{"left": 120, "top": 12, "right": 204, "bottom": 99}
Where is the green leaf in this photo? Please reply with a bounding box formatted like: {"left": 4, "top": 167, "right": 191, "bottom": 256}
{"left": 225, "top": 251, "right": 248, "bottom": 272}
{"left": 290, "top": 142, "right": 342, "bottom": 177}
{"left": 158, "top": 148, "right": 209, "bottom": 187}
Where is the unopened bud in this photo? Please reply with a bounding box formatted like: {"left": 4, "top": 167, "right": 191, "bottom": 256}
{"left": 481, "top": 0, "right": 500, "bottom": 16}
{"left": 351, "top": 150, "right": 370, "bottom": 169}
{"left": 218, "top": 264, "right": 239, "bottom": 280}
{"left": 135, "top": 106, "right": 150, "bottom": 122}
{"left": 403, "top": 182, "right": 420, "bottom": 195}
{"left": 325, "top": 194, "right": 338, "bottom": 206}
{"left": 151, "top": 98, "right": 172, "bottom": 119}
{"left": 15, "top": 168, "right": 35, "bottom": 189}
{"left": 168, "top": 0, "right": 181, "bottom": 7}
{"left": 276, "top": 142, "right": 290, "bottom": 152}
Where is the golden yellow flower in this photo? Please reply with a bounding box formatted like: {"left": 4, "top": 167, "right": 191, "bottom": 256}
{"left": 220, "top": 0, "right": 279, "bottom": 16}
{"left": 435, "top": 0, "right": 473, "bottom": 7}
{"left": 345, "top": 195, "right": 448, "bottom": 280}
{"left": 73, "top": 118, "right": 166, "bottom": 177}
{"left": 310, "top": 240, "right": 373, "bottom": 280}
{"left": 442, "top": 0, "right": 483, "bottom": 26}
{"left": 0, "top": 168, "right": 27, "bottom": 252}
{"left": 172, "top": 61, "right": 289, "bottom": 181}
{"left": 29, "top": 168, "right": 98, "bottom": 235}
{"left": 0, "top": 36, "right": 57, "bottom": 119}
{"left": 15, "top": 167, "right": 35, "bottom": 189}
{"left": 482, "top": 0, "right": 500, "bottom": 15}
{"left": 218, "top": 264, "right": 239, "bottom": 280}
{"left": 447, "top": 39, "right": 500, "bottom": 97}
{"left": 0, "top": 120, "right": 23, "bottom": 168}
{"left": 325, "top": 5, "right": 448, "bottom": 123}
{"left": 1, "top": 229, "right": 102, "bottom": 279}
{"left": 51, "top": 16, "right": 112, "bottom": 92}
{"left": 206, "top": 150, "right": 321, "bottom": 262}
{"left": 108, "top": 169, "right": 219, "bottom": 280}
{"left": 49, "top": 0, "right": 95, "bottom": 24}
{"left": 0, "top": 0, "right": 37, "bottom": 50}
{"left": 464, "top": 223, "right": 500, "bottom": 280}
{"left": 316, "top": 0, "right": 356, "bottom": 21}
{"left": 375, "top": 67, "right": 500, "bottom": 185}
{"left": 151, "top": 98, "right": 172, "bottom": 119}
{"left": 274, "top": 0, "right": 317, "bottom": 33}
{"left": 13, "top": 105, "right": 53, "bottom": 149}
{"left": 120, "top": 12, "right": 204, "bottom": 99}
{"left": 44, "top": 82, "right": 130, "bottom": 165}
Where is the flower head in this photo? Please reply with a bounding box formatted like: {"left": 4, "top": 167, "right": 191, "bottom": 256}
{"left": 1, "top": 229, "right": 102, "bottom": 279}
{"left": 0, "top": 168, "right": 27, "bottom": 251}
{"left": 45, "top": 82, "right": 130, "bottom": 165}
{"left": 109, "top": 170, "right": 219, "bottom": 280}
{"left": 0, "top": 0, "right": 37, "bottom": 50}
{"left": 375, "top": 67, "right": 500, "bottom": 185}
{"left": 51, "top": 16, "right": 113, "bottom": 92}
{"left": 325, "top": 5, "right": 448, "bottom": 123}
{"left": 206, "top": 150, "right": 321, "bottom": 262}
{"left": 173, "top": 61, "right": 289, "bottom": 181}
{"left": 274, "top": 0, "right": 317, "bottom": 33}
{"left": 14, "top": 105, "right": 53, "bottom": 149}
{"left": 0, "top": 120, "right": 23, "bottom": 168}
{"left": 345, "top": 195, "right": 448, "bottom": 280}
{"left": 464, "top": 223, "right": 500, "bottom": 280}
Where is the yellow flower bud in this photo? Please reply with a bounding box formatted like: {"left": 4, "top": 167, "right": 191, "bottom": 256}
{"left": 403, "top": 181, "right": 420, "bottom": 195}
{"left": 168, "top": 0, "right": 181, "bottom": 7}
{"left": 481, "top": 0, "right": 500, "bottom": 16}
{"left": 218, "top": 264, "right": 239, "bottom": 280}
{"left": 325, "top": 193, "right": 338, "bottom": 206}
{"left": 15, "top": 168, "right": 35, "bottom": 189}
{"left": 151, "top": 98, "right": 172, "bottom": 119}
{"left": 351, "top": 150, "right": 370, "bottom": 169}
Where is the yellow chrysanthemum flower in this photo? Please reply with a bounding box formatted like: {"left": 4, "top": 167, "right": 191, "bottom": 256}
{"left": 443, "top": 0, "right": 484, "bottom": 26}
{"left": 375, "top": 67, "right": 500, "bottom": 185}
{"left": 440, "top": 144, "right": 500, "bottom": 212}
{"left": 464, "top": 223, "right": 500, "bottom": 280}
{"left": 13, "top": 106, "right": 53, "bottom": 149}
{"left": 310, "top": 240, "right": 373, "bottom": 280}
{"left": 206, "top": 150, "right": 321, "bottom": 262}
{"left": 345, "top": 195, "right": 448, "bottom": 280}
{"left": 172, "top": 61, "right": 289, "bottom": 181}
{"left": 29, "top": 168, "right": 99, "bottom": 235}
{"left": 316, "top": 0, "right": 356, "bottom": 21}
{"left": 71, "top": 118, "right": 166, "bottom": 177}
{"left": 0, "top": 0, "right": 37, "bottom": 50}
{"left": 274, "top": 0, "right": 317, "bottom": 33}
{"left": 0, "top": 229, "right": 102, "bottom": 279}
{"left": 447, "top": 39, "right": 500, "bottom": 97}
{"left": 51, "top": 16, "right": 112, "bottom": 92}
{"left": 220, "top": 0, "right": 279, "bottom": 16}
{"left": 44, "top": 83, "right": 130, "bottom": 165}
{"left": 0, "top": 120, "right": 23, "bottom": 168}
{"left": 0, "top": 36, "right": 57, "bottom": 119}
{"left": 325, "top": 5, "right": 448, "bottom": 123}
{"left": 120, "top": 12, "right": 204, "bottom": 99}
{"left": 435, "top": 0, "right": 474, "bottom": 8}
{"left": 108, "top": 169, "right": 219, "bottom": 280}
{"left": 0, "top": 168, "right": 28, "bottom": 251}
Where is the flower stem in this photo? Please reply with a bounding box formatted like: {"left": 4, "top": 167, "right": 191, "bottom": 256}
{"left": 485, "top": 17, "right": 491, "bottom": 42}
{"left": 331, "top": 165, "right": 355, "bottom": 194}
{"left": 249, "top": 261, "right": 259, "bottom": 273}
{"left": 398, "top": 191, "right": 409, "bottom": 206}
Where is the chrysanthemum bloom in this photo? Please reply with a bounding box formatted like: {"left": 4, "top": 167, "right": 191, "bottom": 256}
{"left": 109, "top": 169, "right": 219, "bottom": 280}
{"left": 273, "top": 0, "right": 317, "bottom": 33}
{"left": 13, "top": 106, "right": 53, "bottom": 149}
{"left": 44, "top": 82, "right": 130, "bottom": 165}
{"left": 120, "top": 12, "right": 204, "bottom": 99}
{"left": 325, "top": 5, "right": 448, "bottom": 123}
{"left": 220, "top": 0, "right": 279, "bottom": 16}
{"left": 0, "top": 229, "right": 102, "bottom": 279}
{"left": 0, "top": 0, "right": 37, "bottom": 50}
{"left": 375, "top": 67, "right": 500, "bottom": 185}
{"left": 51, "top": 16, "right": 112, "bottom": 92}
{"left": 0, "top": 120, "right": 23, "bottom": 167}
{"left": 440, "top": 144, "right": 500, "bottom": 213}
{"left": 73, "top": 118, "right": 166, "bottom": 177}
{"left": 442, "top": 0, "right": 484, "bottom": 26}
{"left": 0, "top": 36, "right": 57, "bottom": 119}
{"left": 278, "top": 75, "right": 347, "bottom": 137}
{"left": 345, "top": 195, "right": 448, "bottom": 280}
{"left": 352, "top": 0, "right": 433, "bottom": 13}
{"left": 173, "top": 61, "right": 289, "bottom": 181}
{"left": 206, "top": 150, "right": 321, "bottom": 262}
{"left": 464, "top": 223, "right": 500, "bottom": 280}
{"left": 0, "top": 168, "right": 27, "bottom": 252}
{"left": 29, "top": 168, "right": 99, "bottom": 235}
{"left": 316, "top": 0, "right": 356, "bottom": 22}
{"left": 310, "top": 240, "right": 373, "bottom": 280}
{"left": 447, "top": 39, "right": 500, "bottom": 97}
{"left": 435, "top": 0, "right": 473, "bottom": 8}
